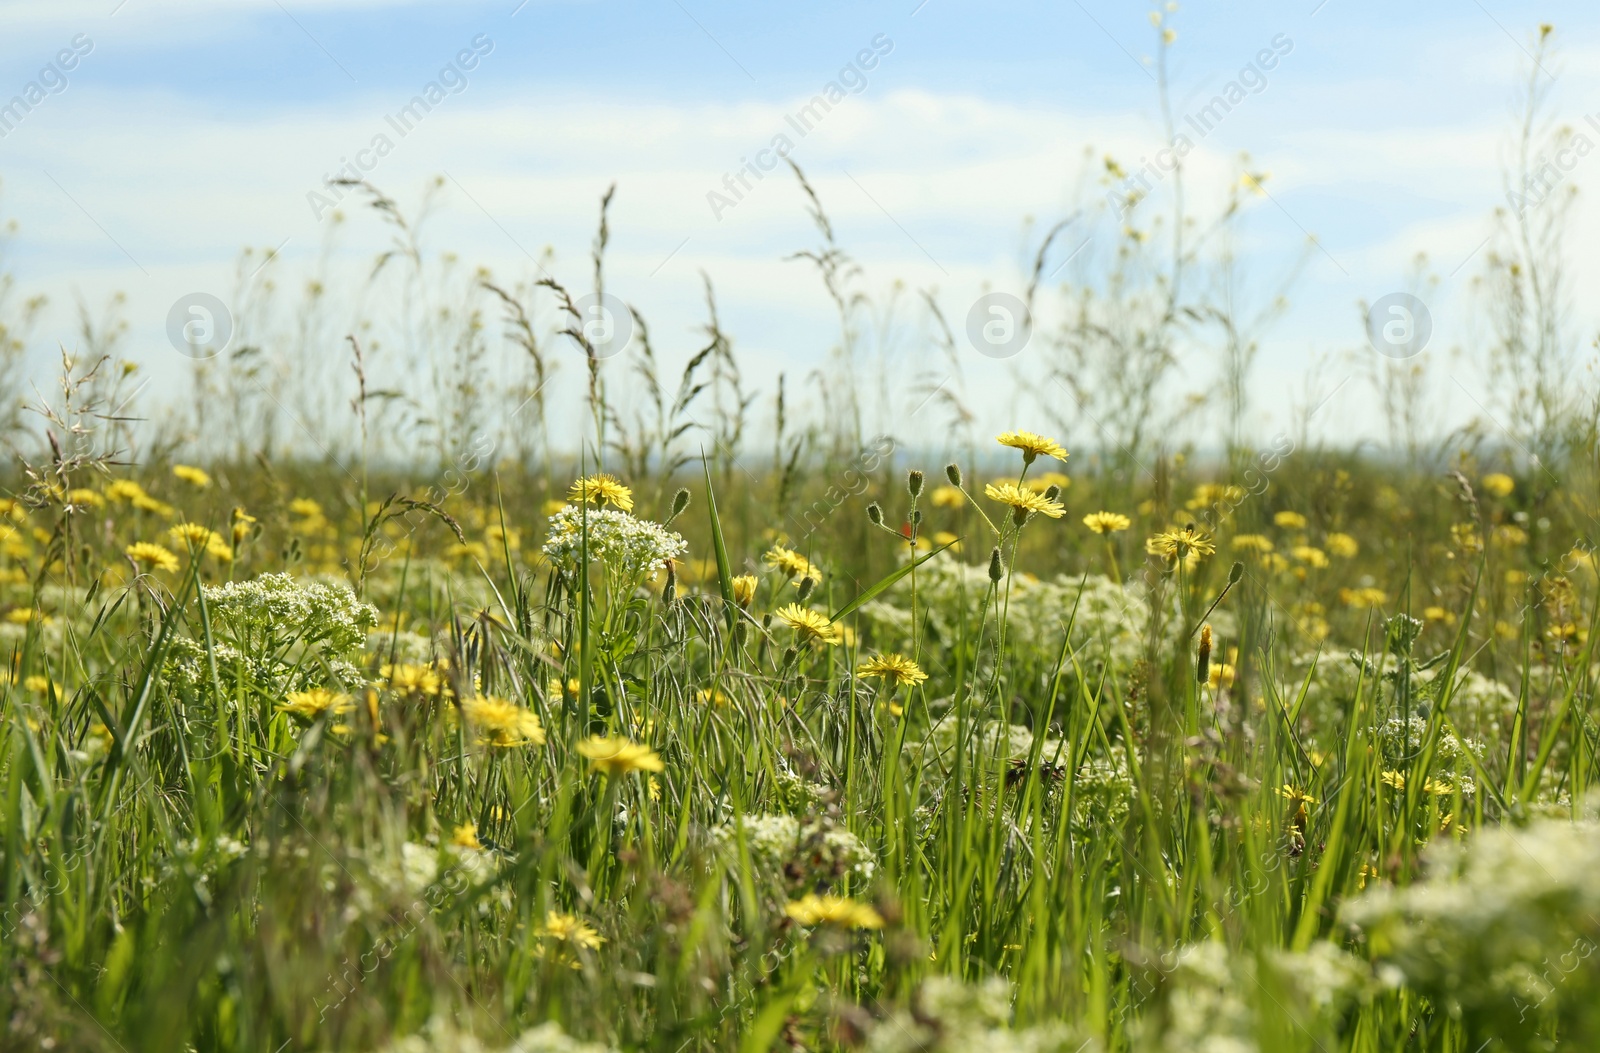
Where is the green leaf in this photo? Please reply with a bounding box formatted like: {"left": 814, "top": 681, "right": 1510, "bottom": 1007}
{"left": 830, "top": 539, "right": 958, "bottom": 622}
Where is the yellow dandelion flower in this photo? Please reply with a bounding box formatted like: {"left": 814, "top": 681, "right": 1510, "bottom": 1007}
{"left": 1274, "top": 511, "right": 1308, "bottom": 530}
{"left": 125, "top": 542, "right": 180, "bottom": 573}
{"left": 1481, "top": 472, "right": 1515, "bottom": 498}
{"left": 277, "top": 688, "right": 353, "bottom": 721}
{"left": 1339, "top": 587, "right": 1387, "bottom": 609}
{"left": 856, "top": 653, "right": 928, "bottom": 687}
{"left": 764, "top": 545, "right": 822, "bottom": 583}
{"left": 995, "top": 430, "right": 1068, "bottom": 463}
{"left": 1082, "top": 511, "right": 1131, "bottom": 535}
{"left": 381, "top": 662, "right": 443, "bottom": 697}
{"left": 105, "top": 480, "right": 148, "bottom": 504}
{"left": 1146, "top": 525, "right": 1216, "bottom": 563}
{"left": 23, "top": 674, "right": 56, "bottom": 694}
{"left": 1423, "top": 606, "right": 1455, "bottom": 625}
{"left": 1291, "top": 545, "right": 1329, "bottom": 569}
{"left": 541, "top": 498, "right": 570, "bottom": 517}
{"left": 288, "top": 498, "right": 323, "bottom": 519}
{"left": 66, "top": 488, "right": 105, "bottom": 508}
{"left": 1277, "top": 784, "right": 1317, "bottom": 806}
{"left": 774, "top": 603, "right": 843, "bottom": 646}
{"left": 784, "top": 893, "right": 884, "bottom": 930}
{"left": 1232, "top": 533, "right": 1274, "bottom": 553}
{"left": 462, "top": 695, "right": 546, "bottom": 747}
{"left": 730, "top": 574, "right": 758, "bottom": 607}
{"left": 1325, "top": 532, "right": 1359, "bottom": 558}
{"left": 172, "top": 465, "right": 211, "bottom": 488}
{"left": 568, "top": 473, "right": 634, "bottom": 512}
{"left": 929, "top": 485, "right": 965, "bottom": 509}
{"left": 575, "top": 735, "right": 665, "bottom": 776}
{"left": 984, "top": 482, "right": 1065, "bottom": 519}
{"left": 1207, "top": 663, "right": 1237, "bottom": 690}
{"left": 451, "top": 823, "right": 482, "bottom": 850}
{"left": 539, "top": 910, "right": 605, "bottom": 950}
{"left": 231, "top": 507, "right": 257, "bottom": 544}
{"left": 1024, "top": 471, "right": 1071, "bottom": 493}
{"left": 1380, "top": 770, "right": 1406, "bottom": 791}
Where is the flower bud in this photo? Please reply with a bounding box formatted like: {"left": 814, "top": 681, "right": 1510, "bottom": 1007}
{"left": 1196, "top": 623, "right": 1213, "bottom": 685}
{"left": 988, "top": 547, "right": 1004, "bottom": 583}
{"left": 907, "top": 470, "right": 924, "bottom": 497}
{"left": 796, "top": 575, "right": 815, "bottom": 602}
{"left": 867, "top": 502, "right": 884, "bottom": 526}
{"left": 1043, "top": 485, "right": 1060, "bottom": 502}
{"left": 945, "top": 463, "right": 962, "bottom": 487}
{"left": 667, "top": 487, "right": 691, "bottom": 522}
{"left": 1229, "top": 561, "right": 1245, "bottom": 585}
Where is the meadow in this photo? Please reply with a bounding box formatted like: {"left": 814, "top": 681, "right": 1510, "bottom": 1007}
{"left": 4, "top": 35, "right": 1600, "bottom": 1048}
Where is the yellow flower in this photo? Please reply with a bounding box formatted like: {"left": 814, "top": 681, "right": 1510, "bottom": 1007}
{"left": 381, "top": 662, "right": 443, "bottom": 697}
{"left": 1232, "top": 533, "right": 1274, "bottom": 553}
{"left": 486, "top": 523, "right": 521, "bottom": 550}
{"left": 1273, "top": 511, "right": 1308, "bottom": 530}
{"left": 277, "top": 688, "right": 353, "bottom": 721}
{"left": 462, "top": 695, "right": 547, "bottom": 747}
{"left": 1025, "top": 471, "right": 1071, "bottom": 493}
{"left": 125, "top": 542, "right": 180, "bottom": 573}
{"left": 764, "top": 545, "right": 822, "bottom": 583}
{"left": 695, "top": 688, "right": 729, "bottom": 707}
{"left": 172, "top": 465, "right": 211, "bottom": 488}
{"left": 1493, "top": 524, "right": 1528, "bottom": 547}
{"left": 23, "top": 674, "right": 56, "bottom": 694}
{"left": 929, "top": 485, "right": 965, "bottom": 509}
{"left": 784, "top": 893, "right": 884, "bottom": 930}
{"left": 541, "top": 498, "right": 570, "bottom": 517}
{"left": 1380, "top": 770, "right": 1406, "bottom": 791}
{"left": 5, "top": 609, "right": 47, "bottom": 625}
{"left": 856, "top": 653, "right": 928, "bottom": 687}
{"left": 1339, "top": 587, "right": 1387, "bottom": 610}
{"left": 1291, "top": 545, "right": 1329, "bottom": 569}
{"left": 288, "top": 498, "right": 323, "bottom": 518}
{"left": 984, "top": 482, "right": 1065, "bottom": 519}
{"left": 1277, "top": 784, "right": 1317, "bottom": 806}
{"left": 1207, "top": 663, "right": 1237, "bottom": 690}
{"left": 774, "top": 603, "right": 843, "bottom": 646}
{"left": 1325, "top": 532, "right": 1359, "bottom": 558}
{"left": 1146, "top": 525, "right": 1216, "bottom": 563}
{"left": 568, "top": 473, "right": 634, "bottom": 512}
{"left": 231, "top": 507, "right": 257, "bottom": 544}
{"left": 1481, "top": 472, "right": 1515, "bottom": 498}
{"left": 575, "top": 735, "right": 665, "bottom": 776}
{"left": 1082, "top": 511, "right": 1131, "bottom": 535}
{"left": 539, "top": 910, "right": 605, "bottom": 950}
{"left": 730, "top": 574, "right": 758, "bottom": 607}
{"left": 995, "top": 430, "right": 1068, "bottom": 463}
{"left": 105, "top": 480, "right": 148, "bottom": 504}
{"left": 451, "top": 823, "right": 482, "bottom": 850}
{"left": 66, "top": 488, "right": 105, "bottom": 508}
{"left": 169, "top": 523, "right": 218, "bottom": 549}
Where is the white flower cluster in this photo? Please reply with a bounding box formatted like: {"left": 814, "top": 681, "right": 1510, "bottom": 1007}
{"left": 205, "top": 572, "right": 379, "bottom": 654}
{"left": 866, "top": 976, "right": 1095, "bottom": 1053}
{"left": 1344, "top": 818, "right": 1600, "bottom": 1048}
{"left": 541, "top": 506, "right": 687, "bottom": 579}
{"left": 711, "top": 812, "right": 876, "bottom": 887}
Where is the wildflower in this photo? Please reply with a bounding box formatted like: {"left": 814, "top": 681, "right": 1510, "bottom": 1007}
{"left": 764, "top": 545, "right": 822, "bottom": 583}
{"left": 539, "top": 910, "right": 604, "bottom": 950}
{"left": 730, "top": 574, "right": 758, "bottom": 607}
{"left": 461, "top": 695, "right": 546, "bottom": 747}
{"left": 1025, "top": 471, "right": 1071, "bottom": 493}
{"left": 277, "top": 688, "right": 353, "bottom": 721}
{"left": 486, "top": 523, "right": 521, "bottom": 551}
{"left": 568, "top": 473, "right": 634, "bottom": 512}
{"left": 695, "top": 688, "right": 729, "bottom": 706}
{"left": 575, "top": 735, "right": 665, "bottom": 776}
{"left": 1481, "top": 472, "right": 1515, "bottom": 497}
{"left": 1083, "top": 511, "right": 1131, "bottom": 534}
{"left": 288, "top": 498, "right": 323, "bottom": 519}
{"left": 1340, "top": 587, "right": 1387, "bottom": 609}
{"left": 66, "top": 488, "right": 105, "bottom": 508}
{"left": 231, "top": 507, "right": 257, "bottom": 544}
{"left": 1147, "top": 525, "right": 1216, "bottom": 564}
{"left": 1274, "top": 511, "right": 1308, "bottom": 530}
{"left": 1208, "top": 663, "right": 1237, "bottom": 690}
{"left": 541, "top": 498, "right": 569, "bottom": 517}
{"left": 6, "top": 609, "right": 50, "bottom": 625}
{"left": 126, "top": 542, "right": 180, "bottom": 573}
{"left": 23, "top": 674, "right": 55, "bottom": 694}
{"left": 451, "top": 824, "right": 482, "bottom": 850}
{"left": 542, "top": 507, "right": 687, "bottom": 578}
{"left": 930, "top": 485, "right": 965, "bottom": 508}
{"left": 1326, "top": 532, "right": 1359, "bottom": 558}
{"left": 1492, "top": 524, "right": 1528, "bottom": 547}
{"left": 381, "top": 662, "right": 443, "bottom": 697}
{"left": 1423, "top": 606, "right": 1455, "bottom": 625}
{"left": 856, "top": 653, "right": 928, "bottom": 686}
{"left": 1380, "top": 770, "right": 1406, "bottom": 791}
{"left": 172, "top": 465, "right": 211, "bottom": 488}
{"left": 169, "top": 523, "right": 231, "bottom": 561}
{"left": 1232, "top": 534, "right": 1274, "bottom": 553}
{"left": 784, "top": 893, "right": 884, "bottom": 930}
{"left": 984, "top": 482, "right": 1065, "bottom": 520}
{"left": 1277, "top": 784, "right": 1317, "bottom": 806}
{"left": 774, "top": 603, "right": 843, "bottom": 646}
{"left": 1196, "top": 624, "right": 1212, "bottom": 684}
{"left": 105, "top": 480, "right": 148, "bottom": 504}
{"left": 1291, "top": 545, "right": 1329, "bottom": 569}
{"left": 1449, "top": 523, "right": 1482, "bottom": 554}
{"left": 995, "top": 430, "right": 1068, "bottom": 464}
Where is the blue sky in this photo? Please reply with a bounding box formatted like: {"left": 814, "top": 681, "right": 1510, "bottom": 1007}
{"left": 0, "top": 0, "right": 1594, "bottom": 452}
